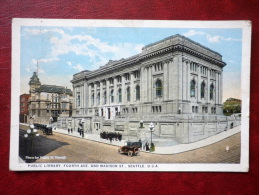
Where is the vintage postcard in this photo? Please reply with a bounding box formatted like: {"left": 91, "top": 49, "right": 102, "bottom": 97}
{"left": 10, "top": 19, "right": 251, "bottom": 171}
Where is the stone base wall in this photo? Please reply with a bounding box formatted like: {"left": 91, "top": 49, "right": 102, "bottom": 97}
{"left": 69, "top": 114, "right": 241, "bottom": 143}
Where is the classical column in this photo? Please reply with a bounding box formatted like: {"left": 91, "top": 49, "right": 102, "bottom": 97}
{"left": 83, "top": 83, "right": 86, "bottom": 109}
{"left": 143, "top": 67, "right": 148, "bottom": 102}
{"left": 140, "top": 67, "right": 145, "bottom": 102}
{"left": 83, "top": 82, "right": 87, "bottom": 114}
{"left": 106, "top": 79, "right": 110, "bottom": 105}
{"left": 178, "top": 56, "right": 183, "bottom": 101}
{"left": 73, "top": 85, "right": 76, "bottom": 109}
{"left": 207, "top": 68, "right": 211, "bottom": 104}
{"left": 197, "top": 65, "right": 201, "bottom": 103}
{"left": 148, "top": 66, "right": 152, "bottom": 102}
{"left": 168, "top": 58, "right": 176, "bottom": 100}
{"left": 100, "top": 81, "right": 103, "bottom": 106}
{"left": 94, "top": 82, "right": 97, "bottom": 107}
{"left": 182, "top": 60, "right": 187, "bottom": 101}
{"left": 163, "top": 61, "right": 168, "bottom": 101}
{"left": 130, "top": 72, "right": 134, "bottom": 104}
{"left": 122, "top": 75, "right": 126, "bottom": 104}
{"left": 114, "top": 77, "right": 118, "bottom": 104}
{"left": 80, "top": 84, "right": 83, "bottom": 114}
{"left": 186, "top": 61, "right": 190, "bottom": 101}
{"left": 220, "top": 71, "right": 223, "bottom": 104}
{"left": 215, "top": 71, "right": 219, "bottom": 104}
{"left": 88, "top": 84, "right": 92, "bottom": 107}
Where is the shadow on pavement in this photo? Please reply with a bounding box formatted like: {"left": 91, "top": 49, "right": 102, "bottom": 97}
{"left": 19, "top": 130, "right": 69, "bottom": 163}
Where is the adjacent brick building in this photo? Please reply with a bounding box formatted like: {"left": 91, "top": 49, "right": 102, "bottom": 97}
{"left": 20, "top": 93, "right": 30, "bottom": 123}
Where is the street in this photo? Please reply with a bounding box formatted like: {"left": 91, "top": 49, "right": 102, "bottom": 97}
{"left": 19, "top": 125, "right": 240, "bottom": 164}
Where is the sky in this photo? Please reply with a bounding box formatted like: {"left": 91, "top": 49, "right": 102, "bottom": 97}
{"left": 20, "top": 26, "right": 242, "bottom": 102}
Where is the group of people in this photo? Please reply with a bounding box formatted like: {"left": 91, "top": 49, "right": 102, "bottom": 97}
{"left": 67, "top": 128, "right": 73, "bottom": 134}
{"left": 140, "top": 141, "right": 155, "bottom": 151}
{"left": 78, "top": 127, "right": 84, "bottom": 138}
{"left": 100, "top": 132, "right": 122, "bottom": 143}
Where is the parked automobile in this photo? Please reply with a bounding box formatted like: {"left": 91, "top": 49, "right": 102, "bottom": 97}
{"left": 118, "top": 141, "right": 141, "bottom": 157}
{"left": 43, "top": 125, "right": 53, "bottom": 135}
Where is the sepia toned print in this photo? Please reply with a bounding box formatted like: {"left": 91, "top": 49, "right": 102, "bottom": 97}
{"left": 10, "top": 19, "right": 251, "bottom": 171}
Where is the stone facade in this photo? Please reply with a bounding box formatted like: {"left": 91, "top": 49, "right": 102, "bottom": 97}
{"left": 71, "top": 34, "right": 240, "bottom": 143}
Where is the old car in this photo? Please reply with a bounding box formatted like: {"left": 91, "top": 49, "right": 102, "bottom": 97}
{"left": 43, "top": 125, "right": 53, "bottom": 135}
{"left": 118, "top": 141, "right": 141, "bottom": 157}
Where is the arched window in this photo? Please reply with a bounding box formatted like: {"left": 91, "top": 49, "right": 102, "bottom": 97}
{"left": 91, "top": 93, "right": 94, "bottom": 105}
{"left": 103, "top": 91, "right": 107, "bottom": 104}
{"left": 118, "top": 88, "right": 122, "bottom": 103}
{"left": 155, "top": 79, "right": 163, "bottom": 97}
{"left": 97, "top": 92, "right": 100, "bottom": 105}
{"left": 201, "top": 81, "right": 205, "bottom": 99}
{"left": 210, "top": 83, "right": 214, "bottom": 100}
{"left": 190, "top": 80, "right": 196, "bottom": 97}
{"left": 126, "top": 87, "right": 130, "bottom": 101}
{"left": 110, "top": 89, "right": 114, "bottom": 103}
{"left": 136, "top": 85, "right": 140, "bottom": 100}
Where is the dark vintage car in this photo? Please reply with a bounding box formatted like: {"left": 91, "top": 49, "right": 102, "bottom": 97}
{"left": 118, "top": 141, "right": 141, "bottom": 157}
{"left": 34, "top": 123, "right": 53, "bottom": 135}
{"left": 44, "top": 127, "right": 53, "bottom": 135}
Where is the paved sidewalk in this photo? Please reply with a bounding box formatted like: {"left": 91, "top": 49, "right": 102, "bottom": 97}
{"left": 153, "top": 125, "right": 241, "bottom": 154}
{"left": 54, "top": 128, "right": 126, "bottom": 147}
{"left": 53, "top": 125, "right": 241, "bottom": 155}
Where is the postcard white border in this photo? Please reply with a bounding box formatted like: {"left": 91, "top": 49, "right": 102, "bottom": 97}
{"left": 10, "top": 19, "right": 251, "bottom": 172}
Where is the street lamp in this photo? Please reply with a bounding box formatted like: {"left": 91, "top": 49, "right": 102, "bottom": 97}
{"left": 49, "top": 117, "right": 53, "bottom": 128}
{"left": 178, "top": 107, "right": 181, "bottom": 114}
{"left": 149, "top": 122, "right": 155, "bottom": 147}
{"left": 24, "top": 124, "right": 39, "bottom": 155}
{"left": 139, "top": 120, "right": 144, "bottom": 128}
{"left": 81, "top": 119, "right": 85, "bottom": 138}
{"left": 30, "top": 115, "right": 35, "bottom": 125}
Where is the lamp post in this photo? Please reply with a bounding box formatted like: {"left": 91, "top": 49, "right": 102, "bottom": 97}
{"left": 30, "top": 115, "right": 35, "bottom": 125}
{"left": 138, "top": 120, "right": 144, "bottom": 141}
{"left": 81, "top": 119, "right": 85, "bottom": 138}
{"left": 149, "top": 122, "right": 155, "bottom": 146}
{"left": 139, "top": 120, "right": 144, "bottom": 128}
{"left": 178, "top": 107, "right": 181, "bottom": 114}
{"left": 24, "top": 124, "right": 39, "bottom": 155}
{"left": 49, "top": 117, "right": 53, "bottom": 128}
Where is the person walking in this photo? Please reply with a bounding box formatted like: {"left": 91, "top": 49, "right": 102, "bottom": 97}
{"left": 145, "top": 142, "right": 150, "bottom": 151}
{"left": 139, "top": 139, "right": 142, "bottom": 150}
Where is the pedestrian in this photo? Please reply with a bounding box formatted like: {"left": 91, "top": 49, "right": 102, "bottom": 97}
{"left": 81, "top": 129, "right": 84, "bottom": 138}
{"left": 145, "top": 142, "right": 150, "bottom": 151}
{"left": 109, "top": 136, "right": 112, "bottom": 144}
{"left": 118, "top": 133, "right": 122, "bottom": 141}
{"left": 68, "top": 128, "right": 70, "bottom": 134}
{"left": 79, "top": 128, "right": 82, "bottom": 136}
{"left": 71, "top": 128, "right": 73, "bottom": 133}
{"left": 139, "top": 139, "right": 142, "bottom": 150}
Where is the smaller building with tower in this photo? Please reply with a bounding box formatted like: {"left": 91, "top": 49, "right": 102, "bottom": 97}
{"left": 27, "top": 72, "right": 73, "bottom": 125}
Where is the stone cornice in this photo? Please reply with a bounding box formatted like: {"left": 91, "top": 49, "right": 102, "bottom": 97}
{"left": 71, "top": 35, "right": 226, "bottom": 84}
{"left": 142, "top": 44, "right": 226, "bottom": 68}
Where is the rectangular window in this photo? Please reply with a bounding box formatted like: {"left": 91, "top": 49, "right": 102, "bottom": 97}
{"left": 77, "top": 94, "right": 80, "bottom": 107}
{"left": 62, "top": 103, "right": 66, "bottom": 109}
